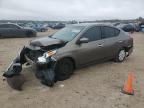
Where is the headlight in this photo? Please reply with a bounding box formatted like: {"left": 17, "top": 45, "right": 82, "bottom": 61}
{"left": 37, "top": 50, "right": 57, "bottom": 63}
{"left": 43, "top": 50, "right": 57, "bottom": 58}
{"left": 37, "top": 56, "right": 46, "bottom": 63}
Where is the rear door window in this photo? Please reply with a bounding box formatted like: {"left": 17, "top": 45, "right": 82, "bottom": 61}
{"left": 0, "top": 24, "right": 11, "bottom": 28}
{"left": 101, "top": 26, "right": 120, "bottom": 39}
{"left": 82, "top": 26, "right": 101, "bottom": 42}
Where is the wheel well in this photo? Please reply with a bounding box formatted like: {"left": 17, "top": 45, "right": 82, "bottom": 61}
{"left": 59, "top": 57, "right": 76, "bottom": 69}
{"left": 123, "top": 47, "right": 130, "bottom": 52}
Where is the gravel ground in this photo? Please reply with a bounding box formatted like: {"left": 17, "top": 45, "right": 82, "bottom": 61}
{"left": 0, "top": 31, "right": 144, "bottom": 108}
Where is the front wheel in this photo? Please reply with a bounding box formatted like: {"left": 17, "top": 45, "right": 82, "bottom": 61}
{"left": 115, "top": 49, "right": 126, "bottom": 62}
{"left": 55, "top": 58, "right": 74, "bottom": 81}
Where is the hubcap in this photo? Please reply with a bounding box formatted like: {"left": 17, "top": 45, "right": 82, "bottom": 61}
{"left": 119, "top": 50, "right": 126, "bottom": 61}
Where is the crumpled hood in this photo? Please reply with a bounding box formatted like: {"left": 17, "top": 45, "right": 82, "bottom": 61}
{"left": 30, "top": 37, "right": 64, "bottom": 47}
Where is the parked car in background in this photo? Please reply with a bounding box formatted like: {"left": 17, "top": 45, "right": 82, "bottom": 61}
{"left": 117, "top": 23, "right": 135, "bottom": 33}
{"left": 0, "top": 23, "right": 36, "bottom": 38}
{"left": 51, "top": 23, "right": 65, "bottom": 29}
{"left": 113, "top": 22, "right": 120, "bottom": 26}
{"left": 139, "top": 23, "right": 144, "bottom": 32}
{"left": 24, "top": 22, "right": 35, "bottom": 28}
{"left": 32, "top": 24, "right": 48, "bottom": 32}
{"left": 131, "top": 23, "right": 140, "bottom": 32}
{"left": 3, "top": 23, "right": 133, "bottom": 87}
{"left": 47, "top": 23, "right": 56, "bottom": 28}
{"left": 141, "top": 25, "right": 144, "bottom": 32}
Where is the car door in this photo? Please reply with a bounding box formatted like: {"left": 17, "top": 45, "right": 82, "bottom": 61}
{"left": 0, "top": 24, "right": 5, "bottom": 37}
{"left": 74, "top": 26, "right": 105, "bottom": 65}
{"left": 0, "top": 24, "right": 12, "bottom": 37}
{"left": 8, "top": 24, "right": 23, "bottom": 37}
{"left": 100, "top": 26, "right": 120, "bottom": 58}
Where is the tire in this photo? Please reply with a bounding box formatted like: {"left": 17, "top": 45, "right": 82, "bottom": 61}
{"left": 26, "top": 31, "right": 33, "bottom": 37}
{"left": 55, "top": 58, "right": 74, "bottom": 81}
{"left": 115, "top": 49, "right": 126, "bottom": 62}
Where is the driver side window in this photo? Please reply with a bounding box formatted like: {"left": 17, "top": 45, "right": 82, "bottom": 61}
{"left": 82, "top": 26, "right": 101, "bottom": 42}
{"left": 0, "top": 24, "right": 11, "bottom": 28}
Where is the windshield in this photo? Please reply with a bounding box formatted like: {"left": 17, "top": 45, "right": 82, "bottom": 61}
{"left": 51, "top": 26, "right": 84, "bottom": 42}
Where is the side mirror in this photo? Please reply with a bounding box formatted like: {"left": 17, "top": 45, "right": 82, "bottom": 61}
{"left": 77, "top": 37, "right": 89, "bottom": 44}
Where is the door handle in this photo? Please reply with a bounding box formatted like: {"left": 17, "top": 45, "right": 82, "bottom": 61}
{"left": 98, "top": 44, "right": 103, "bottom": 47}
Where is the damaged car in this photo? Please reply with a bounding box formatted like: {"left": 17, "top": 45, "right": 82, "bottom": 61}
{"left": 3, "top": 23, "right": 133, "bottom": 90}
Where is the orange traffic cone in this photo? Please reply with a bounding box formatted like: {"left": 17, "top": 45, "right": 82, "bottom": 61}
{"left": 121, "top": 72, "right": 134, "bottom": 95}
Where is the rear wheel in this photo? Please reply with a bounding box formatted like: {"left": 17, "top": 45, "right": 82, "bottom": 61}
{"left": 55, "top": 58, "right": 74, "bottom": 81}
{"left": 26, "top": 31, "right": 33, "bottom": 37}
{"left": 115, "top": 49, "right": 126, "bottom": 62}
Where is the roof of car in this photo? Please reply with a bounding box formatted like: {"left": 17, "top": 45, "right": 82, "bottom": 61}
{"left": 0, "top": 23, "right": 18, "bottom": 26}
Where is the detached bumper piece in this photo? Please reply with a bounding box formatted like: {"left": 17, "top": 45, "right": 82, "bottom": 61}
{"left": 3, "top": 60, "right": 22, "bottom": 78}
{"left": 3, "top": 47, "right": 27, "bottom": 77}
{"left": 3, "top": 47, "right": 57, "bottom": 90}
{"left": 3, "top": 47, "right": 26, "bottom": 90}
{"left": 6, "top": 74, "right": 26, "bottom": 91}
{"left": 35, "top": 60, "right": 56, "bottom": 87}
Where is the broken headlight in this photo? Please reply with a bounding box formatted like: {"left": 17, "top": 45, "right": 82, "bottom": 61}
{"left": 37, "top": 50, "right": 57, "bottom": 63}
{"left": 43, "top": 50, "right": 57, "bottom": 58}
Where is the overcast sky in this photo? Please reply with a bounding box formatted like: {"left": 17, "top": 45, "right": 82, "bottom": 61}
{"left": 0, "top": 0, "right": 144, "bottom": 21}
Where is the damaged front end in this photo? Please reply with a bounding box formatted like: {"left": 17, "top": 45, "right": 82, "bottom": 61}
{"left": 3, "top": 45, "right": 58, "bottom": 90}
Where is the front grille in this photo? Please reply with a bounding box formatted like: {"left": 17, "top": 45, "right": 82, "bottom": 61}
{"left": 26, "top": 50, "right": 44, "bottom": 62}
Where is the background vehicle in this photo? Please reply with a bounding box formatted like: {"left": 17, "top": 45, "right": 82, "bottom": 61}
{"left": 141, "top": 26, "right": 144, "bottom": 32}
{"left": 32, "top": 24, "right": 48, "bottom": 32}
{"left": 3, "top": 24, "right": 133, "bottom": 87}
{"left": 139, "top": 23, "right": 144, "bottom": 32}
{"left": 117, "top": 23, "right": 135, "bottom": 32}
{"left": 113, "top": 22, "right": 120, "bottom": 26}
{"left": 0, "top": 23, "right": 36, "bottom": 38}
{"left": 132, "top": 23, "right": 140, "bottom": 32}
{"left": 51, "top": 23, "right": 65, "bottom": 29}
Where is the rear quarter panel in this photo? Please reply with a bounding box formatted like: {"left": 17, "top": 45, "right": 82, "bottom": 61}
{"left": 117, "top": 30, "right": 133, "bottom": 51}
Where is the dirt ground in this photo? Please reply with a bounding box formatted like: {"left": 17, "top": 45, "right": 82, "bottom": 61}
{"left": 0, "top": 30, "right": 144, "bottom": 108}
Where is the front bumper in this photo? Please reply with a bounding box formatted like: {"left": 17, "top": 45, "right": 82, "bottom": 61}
{"left": 127, "top": 46, "right": 133, "bottom": 56}
{"left": 3, "top": 46, "right": 57, "bottom": 88}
